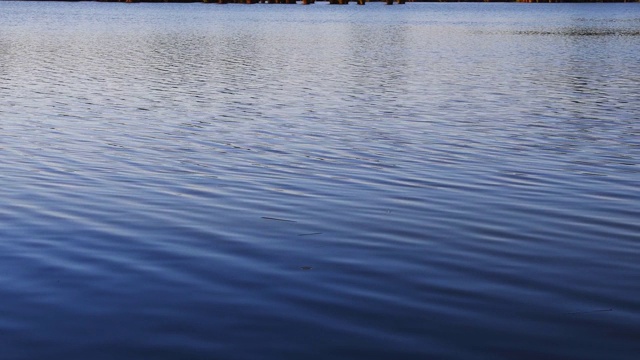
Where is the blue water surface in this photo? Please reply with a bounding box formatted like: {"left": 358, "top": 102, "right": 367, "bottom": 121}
{"left": 1, "top": 2, "right": 639, "bottom": 359}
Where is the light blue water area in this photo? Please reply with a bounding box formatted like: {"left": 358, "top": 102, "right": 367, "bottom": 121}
{"left": 1, "top": 2, "right": 639, "bottom": 359}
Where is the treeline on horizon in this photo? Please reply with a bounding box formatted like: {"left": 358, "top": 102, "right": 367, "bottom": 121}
{"left": 39, "top": 0, "right": 640, "bottom": 3}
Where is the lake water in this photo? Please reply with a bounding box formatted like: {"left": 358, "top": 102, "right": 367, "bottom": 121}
{"left": 1, "top": 2, "right": 639, "bottom": 359}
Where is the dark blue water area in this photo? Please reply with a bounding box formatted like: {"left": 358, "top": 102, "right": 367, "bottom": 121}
{"left": 1, "top": 2, "right": 639, "bottom": 359}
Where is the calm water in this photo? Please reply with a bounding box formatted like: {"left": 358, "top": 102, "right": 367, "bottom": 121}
{"left": 1, "top": 2, "right": 639, "bottom": 359}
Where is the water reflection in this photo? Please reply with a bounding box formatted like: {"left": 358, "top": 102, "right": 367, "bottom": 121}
{"left": 1, "top": 3, "right": 640, "bottom": 360}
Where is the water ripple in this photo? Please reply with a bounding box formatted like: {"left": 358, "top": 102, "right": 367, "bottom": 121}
{"left": 1, "top": 2, "right": 640, "bottom": 360}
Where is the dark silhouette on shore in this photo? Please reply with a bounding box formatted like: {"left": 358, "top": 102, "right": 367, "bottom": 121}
{"left": 84, "top": 0, "right": 640, "bottom": 3}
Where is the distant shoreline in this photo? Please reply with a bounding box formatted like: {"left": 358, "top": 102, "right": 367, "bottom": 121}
{"left": 14, "top": 0, "right": 640, "bottom": 3}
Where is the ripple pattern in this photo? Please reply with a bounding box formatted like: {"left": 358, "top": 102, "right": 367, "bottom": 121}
{"left": 1, "top": 2, "right": 639, "bottom": 359}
